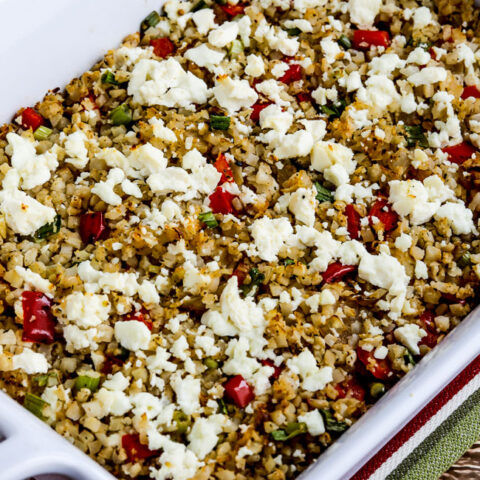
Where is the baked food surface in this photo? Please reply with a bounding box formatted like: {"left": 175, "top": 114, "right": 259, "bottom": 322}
{"left": 0, "top": 1, "right": 479, "bottom": 479}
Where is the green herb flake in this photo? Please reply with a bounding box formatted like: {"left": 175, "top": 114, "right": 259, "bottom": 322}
{"left": 191, "top": 0, "right": 207, "bottom": 11}
{"left": 319, "top": 409, "right": 348, "bottom": 433}
{"left": 404, "top": 125, "right": 428, "bottom": 148}
{"left": 141, "top": 10, "right": 161, "bottom": 30}
{"left": 33, "top": 214, "right": 61, "bottom": 242}
{"left": 314, "top": 182, "right": 334, "bottom": 203}
{"left": 241, "top": 268, "right": 265, "bottom": 297}
{"left": 320, "top": 98, "right": 347, "bottom": 120}
{"left": 198, "top": 211, "right": 219, "bottom": 228}
{"left": 271, "top": 422, "right": 307, "bottom": 441}
{"left": 338, "top": 34, "right": 352, "bottom": 49}
{"left": 210, "top": 115, "right": 231, "bottom": 131}
{"left": 110, "top": 104, "right": 132, "bottom": 126}
{"left": 24, "top": 393, "right": 49, "bottom": 420}
{"left": 458, "top": 252, "right": 471, "bottom": 268}
{"left": 404, "top": 349, "right": 416, "bottom": 365}
{"left": 285, "top": 27, "right": 301, "bottom": 36}
{"left": 101, "top": 70, "right": 118, "bottom": 85}
{"left": 283, "top": 258, "right": 295, "bottom": 266}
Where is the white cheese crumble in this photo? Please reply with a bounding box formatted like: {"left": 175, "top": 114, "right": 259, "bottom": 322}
{"left": 14, "top": 266, "right": 54, "bottom": 295}
{"left": 348, "top": 0, "right": 382, "bottom": 27}
{"left": 249, "top": 217, "right": 293, "bottom": 262}
{"left": 64, "top": 292, "right": 110, "bottom": 328}
{"left": 298, "top": 410, "right": 325, "bottom": 435}
{"left": 287, "top": 350, "right": 333, "bottom": 392}
{"left": 12, "top": 348, "right": 50, "bottom": 374}
{"left": 188, "top": 414, "right": 228, "bottom": 459}
{"left": 394, "top": 324, "right": 427, "bottom": 355}
{"left": 64, "top": 130, "right": 90, "bottom": 169}
{"left": 114, "top": 320, "right": 151, "bottom": 351}
{"left": 212, "top": 77, "right": 258, "bottom": 114}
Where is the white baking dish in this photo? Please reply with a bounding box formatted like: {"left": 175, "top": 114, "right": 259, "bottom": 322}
{"left": 1, "top": 1, "right": 479, "bottom": 479}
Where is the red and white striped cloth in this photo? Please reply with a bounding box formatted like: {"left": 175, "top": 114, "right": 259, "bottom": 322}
{"left": 351, "top": 355, "right": 480, "bottom": 480}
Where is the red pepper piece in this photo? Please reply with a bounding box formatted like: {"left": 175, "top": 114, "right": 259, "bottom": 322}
{"left": 442, "top": 142, "right": 477, "bottom": 165}
{"left": 150, "top": 38, "right": 175, "bottom": 58}
{"left": 21, "top": 108, "right": 44, "bottom": 131}
{"left": 122, "top": 434, "right": 159, "bottom": 463}
{"left": 125, "top": 308, "right": 153, "bottom": 331}
{"left": 345, "top": 204, "right": 361, "bottom": 240}
{"left": 231, "top": 264, "right": 249, "bottom": 285}
{"left": 353, "top": 30, "right": 391, "bottom": 50}
{"left": 101, "top": 354, "right": 125, "bottom": 375}
{"left": 214, "top": 153, "right": 235, "bottom": 184}
{"left": 208, "top": 186, "right": 236, "bottom": 215}
{"left": 224, "top": 375, "right": 255, "bottom": 408}
{"left": 441, "top": 293, "right": 466, "bottom": 305}
{"left": 322, "top": 262, "right": 357, "bottom": 284}
{"left": 296, "top": 92, "right": 312, "bottom": 103}
{"left": 419, "top": 311, "right": 439, "bottom": 348}
{"left": 250, "top": 102, "right": 272, "bottom": 124}
{"left": 79, "top": 212, "right": 107, "bottom": 244}
{"left": 369, "top": 199, "right": 398, "bottom": 232}
{"left": 461, "top": 86, "right": 480, "bottom": 100}
{"left": 335, "top": 378, "right": 365, "bottom": 401}
{"left": 22, "top": 291, "right": 55, "bottom": 344}
{"left": 356, "top": 347, "right": 393, "bottom": 381}
{"left": 220, "top": 3, "right": 245, "bottom": 18}
{"left": 279, "top": 64, "right": 302, "bottom": 84}
{"left": 260, "top": 359, "right": 283, "bottom": 380}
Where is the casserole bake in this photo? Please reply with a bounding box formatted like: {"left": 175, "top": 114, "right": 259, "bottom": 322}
{"left": 1, "top": 0, "right": 480, "bottom": 479}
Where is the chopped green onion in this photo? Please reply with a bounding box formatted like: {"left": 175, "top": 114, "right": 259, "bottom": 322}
{"left": 199, "top": 211, "right": 219, "bottom": 228}
{"left": 271, "top": 422, "right": 307, "bottom": 441}
{"left": 203, "top": 357, "right": 219, "bottom": 369}
{"left": 24, "top": 393, "right": 48, "bottom": 420}
{"left": 110, "top": 104, "right": 132, "bottom": 126}
{"left": 34, "top": 215, "right": 61, "bottom": 242}
{"left": 210, "top": 114, "right": 231, "bottom": 131}
{"left": 101, "top": 70, "right": 118, "bottom": 85}
{"left": 404, "top": 349, "right": 416, "bottom": 365}
{"left": 228, "top": 39, "right": 244, "bottom": 58}
{"left": 404, "top": 125, "right": 428, "bottom": 148}
{"left": 173, "top": 410, "right": 191, "bottom": 433}
{"left": 369, "top": 382, "right": 386, "bottom": 399}
{"left": 141, "top": 10, "right": 161, "bottom": 30}
{"left": 320, "top": 98, "right": 347, "bottom": 119}
{"left": 217, "top": 398, "right": 229, "bottom": 414}
{"left": 191, "top": 0, "right": 207, "bottom": 12}
{"left": 314, "top": 182, "right": 334, "bottom": 203}
{"left": 283, "top": 258, "right": 295, "bottom": 266}
{"left": 33, "top": 126, "right": 53, "bottom": 141}
{"left": 74, "top": 375, "right": 100, "bottom": 393}
{"left": 319, "top": 409, "right": 348, "bottom": 433}
{"left": 33, "top": 372, "right": 57, "bottom": 387}
{"left": 285, "top": 27, "right": 301, "bottom": 36}
{"left": 241, "top": 268, "right": 265, "bottom": 297}
{"left": 458, "top": 252, "right": 471, "bottom": 268}
{"left": 338, "top": 34, "right": 352, "bottom": 49}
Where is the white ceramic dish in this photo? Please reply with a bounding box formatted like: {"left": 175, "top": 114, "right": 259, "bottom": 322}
{"left": 0, "top": 1, "right": 479, "bottom": 479}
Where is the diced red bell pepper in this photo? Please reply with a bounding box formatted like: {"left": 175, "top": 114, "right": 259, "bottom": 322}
{"left": 353, "top": 30, "right": 391, "bottom": 50}
{"left": 250, "top": 102, "right": 272, "bottom": 124}
{"left": 369, "top": 199, "right": 398, "bottom": 232}
{"left": 261, "top": 359, "right": 283, "bottom": 380}
{"left": 220, "top": 3, "right": 245, "bottom": 18}
{"left": 79, "top": 212, "right": 107, "bottom": 244}
{"left": 224, "top": 375, "right": 255, "bottom": 408}
{"left": 231, "top": 263, "right": 249, "bottom": 285}
{"left": 345, "top": 204, "right": 361, "bottom": 240}
{"left": 101, "top": 354, "right": 125, "bottom": 375}
{"left": 122, "top": 434, "right": 159, "bottom": 463}
{"left": 279, "top": 64, "right": 302, "bottom": 84}
{"left": 214, "top": 153, "right": 235, "bottom": 184}
{"left": 461, "top": 86, "right": 480, "bottom": 100}
{"left": 441, "top": 293, "right": 467, "bottom": 305}
{"left": 296, "top": 92, "right": 312, "bottom": 104}
{"left": 22, "top": 291, "right": 55, "bottom": 344}
{"left": 442, "top": 142, "right": 477, "bottom": 165}
{"left": 356, "top": 347, "right": 393, "bottom": 381}
{"left": 335, "top": 378, "right": 366, "bottom": 401}
{"left": 21, "top": 108, "right": 44, "bottom": 131}
{"left": 322, "top": 262, "right": 357, "bottom": 284}
{"left": 208, "top": 186, "right": 236, "bottom": 215}
{"left": 125, "top": 308, "right": 153, "bottom": 331}
{"left": 419, "top": 311, "right": 439, "bottom": 348}
{"left": 150, "top": 38, "right": 175, "bottom": 58}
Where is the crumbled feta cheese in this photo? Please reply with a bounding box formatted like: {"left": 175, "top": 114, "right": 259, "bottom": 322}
{"left": 64, "top": 292, "right": 110, "bottom": 328}
{"left": 192, "top": 8, "right": 217, "bottom": 35}
{"left": 185, "top": 44, "right": 225, "bottom": 71}
{"left": 208, "top": 21, "right": 239, "bottom": 47}
{"left": 311, "top": 141, "right": 356, "bottom": 187}
{"left": 357, "top": 75, "right": 400, "bottom": 112}
{"left": 394, "top": 233, "right": 412, "bottom": 252}
{"left": 15, "top": 266, "right": 54, "bottom": 295}
{"left": 348, "top": 0, "right": 382, "bottom": 27}
{"left": 212, "top": 77, "right": 258, "bottom": 114}
{"left": 415, "top": 260, "right": 428, "bottom": 279}
{"left": 394, "top": 324, "right": 427, "bottom": 355}
{"left": 374, "top": 345, "right": 389, "bottom": 359}
{"left": 434, "top": 202, "right": 475, "bottom": 234}
{"left": 12, "top": 348, "right": 49, "bottom": 374}
{"left": 298, "top": 410, "right": 325, "bottom": 435}
{"left": 249, "top": 217, "right": 293, "bottom": 262}
{"left": 287, "top": 350, "right": 333, "bottom": 392}
{"left": 321, "top": 37, "right": 341, "bottom": 64}
{"left": 408, "top": 67, "right": 447, "bottom": 87}
{"left": 188, "top": 414, "right": 227, "bottom": 459}
{"left": 64, "top": 131, "right": 90, "bottom": 169}
{"left": 288, "top": 187, "right": 318, "bottom": 227}
{"left": 245, "top": 54, "right": 265, "bottom": 77}
{"left": 171, "top": 373, "right": 201, "bottom": 415}
{"left": 114, "top": 320, "right": 151, "bottom": 351}
{"left": 129, "top": 58, "right": 209, "bottom": 109}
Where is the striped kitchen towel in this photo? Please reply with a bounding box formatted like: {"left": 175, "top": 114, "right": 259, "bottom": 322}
{"left": 351, "top": 354, "right": 480, "bottom": 480}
